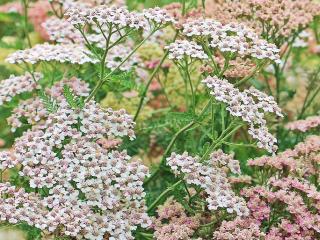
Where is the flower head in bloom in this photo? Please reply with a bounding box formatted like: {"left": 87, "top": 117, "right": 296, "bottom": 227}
{"left": 202, "top": 76, "right": 282, "bottom": 152}
{"left": 0, "top": 150, "right": 18, "bottom": 170}
{"left": 165, "top": 40, "right": 208, "bottom": 61}
{"left": 6, "top": 43, "right": 97, "bottom": 65}
{"left": 7, "top": 77, "right": 90, "bottom": 132}
{"left": 143, "top": 7, "right": 176, "bottom": 25}
{"left": 153, "top": 199, "right": 199, "bottom": 240}
{"left": 248, "top": 135, "right": 320, "bottom": 177}
{"left": 241, "top": 177, "right": 320, "bottom": 239}
{"left": 286, "top": 116, "right": 320, "bottom": 132}
{"left": 209, "top": 0, "right": 320, "bottom": 39}
{"left": 65, "top": 6, "right": 147, "bottom": 30}
{"left": 0, "top": 72, "right": 42, "bottom": 106}
{"left": 167, "top": 151, "right": 249, "bottom": 216}
{"left": 42, "top": 17, "right": 83, "bottom": 44}
{"left": 0, "top": 95, "right": 151, "bottom": 239}
{"left": 213, "top": 217, "right": 265, "bottom": 240}
{"left": 182, "top": 19, "right": 281, "bottom": 63}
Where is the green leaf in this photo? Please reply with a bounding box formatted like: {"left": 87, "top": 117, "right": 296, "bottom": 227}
{"left": 63, "top": 85, "right": 85, "bottom": 109}
{"left": 166, "top": 111, "right": 195, "bottom": 128}
{"left": 38, "top": 90, "right": 58, "bottom": 113}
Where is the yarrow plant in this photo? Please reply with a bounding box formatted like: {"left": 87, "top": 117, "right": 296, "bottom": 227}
{"left": 0, "top": 0, "right": 320, "bottom": 239}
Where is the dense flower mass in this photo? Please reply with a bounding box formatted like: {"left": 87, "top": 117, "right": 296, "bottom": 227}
{"left": 143, "top": 7, "right": 176, "bottom": 25}
{"left": 213, "top": 217, "right": 264, "bottom": 240}
{"left": 6, "top": 43, "right": 97, "bottom": 64}
{"left": 165, "top": 40, "right": 208, "bottom": 60}
{"left": 1, "top": 0, "right": 320, "bottom": 239}
{"left": 0, "top": 72, "right": 42, "bottom": 105}
{"left": 202, "top": 76, "right": 282, "bottom": 152}
{"left": 0, "top": 96, "right": 150, "bottom": 239}
{"left": 65, "top": 6, "right": 148, "bottom": 29}
{"left": 241, "top": 179, "right": 320, "bottom": 239}
{"left": 167, "top": 150, "right": 249, "bottom": 216}
{"left": 249, "top": 135, "right": 320, "bottom": 177}
{"left": 42, "top": 17, "right": 83, "bottom": 44}
{"left": 7, "top": 77, "right": 90, "bottom": 131}
{"left": 153, "top": 200, "right": 200, "bottom": 240}
{"left": 182, "top": 20, "right": 281, "bottom": 63}
{"left": 286, "top": 116, "right": 320, "bottom": 132}
{"left": 209, "top": 0, "right": 320, "bottom": 39}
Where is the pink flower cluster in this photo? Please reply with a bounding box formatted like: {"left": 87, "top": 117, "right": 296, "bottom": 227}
{"left": 0, "top": 72, "right": 42, "bottom": 106}
{"left": 7, "top": 77, "right": 90, "bottom": 132}
{"left": 42, "top": 17, "right": 84, "bottom": 44}
{"left": 1, "top": 95, "right": 150, "bottom": 239}
{"left": 182, "top": 20, "right": 281, "bottom": 63}
{"left": 202, "top": 76, "right": 282, "bottom": 152}
{"left": 153, "top": 199, "right": 199, "bottom": 240}
{"left": 249, "top": 135, "right": 320, "bottom": 176}
{"left": 241, "top": 177, "right": 320, "bottom": 240}
{"left": 165, "top": 40, "right": 208, "bottom": 61}
{"left": 212, "top": 0, "right": 320, "bottom": 38}
{"left": 167, "top": 150, "right": 249, "bottom": 216}
{"left": 286, "top": 116, "right": 320, "bottom": 132}
{"left": 6, "top": 43, "right": 97, "bottom": 65}
{"left": 213, "top": 217, "right": 264, "bottom": 240}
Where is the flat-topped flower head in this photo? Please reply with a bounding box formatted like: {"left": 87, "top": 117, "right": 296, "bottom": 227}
{"left": 210, "top": 0, "right": 320, "bottom": 40}
{"left": 65, "top": 6, "right": 148, "bottom": 30}
{"left": 167, "top": 151, "right": 249, "bottom": 216}
{"left": 0, "top": 94, "right": 150, "bottom": 239}
{"left": 286, "top": 116, "right": 320, "bottom": 132}
{"left": 0, "top": 72, "right": 42, "bottom": 106}
{"left": 42, "top": 17, "right": 83, "bottom": 44}
{"left": 6, "top": 43, "right": 97, "bottom": 65}
{"left": 143, "top": 7, "right": 176, "bottom": 25}
{"left": 202, "top": 76, "right": 283, "bottom": 153}
{"left": 165, "top": 40, "right": 208, "bottom": 61}
{"left": 182, "top": 19, "right": 281, "bottom": 64}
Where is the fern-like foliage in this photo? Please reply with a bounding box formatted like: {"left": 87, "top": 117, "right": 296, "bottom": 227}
{"left": 38, "top": 90, "right": 58, "bottom": 113}
{"left": 62, "top": 85, "right": 85, "bottom": 109}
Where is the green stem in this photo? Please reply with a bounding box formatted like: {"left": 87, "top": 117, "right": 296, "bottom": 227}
{"left": 147, "top": 180, "right": 183, "bottom": 213}
{"left": 21, "top": 0, "right": 31, "bottom": 48}
{"left": 184, "top": 60, "right": 196, "bottom": 113}
{"left": 85, "top": 24, "right": 113, "bottom": 102}
{"left": 106, "top": 29, "right": 156, "bottom": 76}
{"left": 144, "top": 100, "right": 212, "bottom": 186}
{"left": 134, "top": 31, "right": 179, "bottom": 121}
{"left": 201, "top": 122, "right": 243, "bottom": 161}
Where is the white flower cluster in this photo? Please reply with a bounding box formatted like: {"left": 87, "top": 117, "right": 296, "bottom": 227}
{"left": 143, "top": 7, "right": 176, "bottom": 25}
{"left": 6, "top": 43, "right": 97, "bottom": 65}
{"left": 106, "top": 44, "right": 140, "bottom": 71}
{"left": 1, "top": 97, "right": 150, "bottom": 239}
{"left": 0, "top": 151, "right": 18, "bottom": 170}
{"left": 244, "top": 86, "right": 283, "bottom": 118}
{"left": 42, "top": 17, "right": 84, "bottom": 44}
{"left": 0, "top": 72, "right": 42, "bottom": 106}
{"left": 165, "top": 40, "right": 208, "bottom": 61}
{"left": 167, "top": 151, "right": 249, "bottom": 216}
{"left": 65, "top": 6, "right": 147, "bottom": 29}
{"left": 7, "top": 77, "right": 90, "bottom": 132}
{"left": 202, "top": 76, "right": 283, "bottom": 152}
{"left": 182, "top": 20, "right": 281, "bottom": 63}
